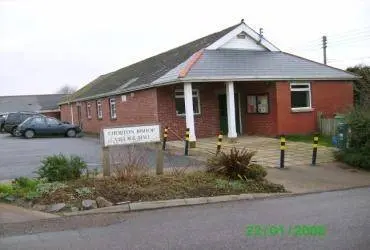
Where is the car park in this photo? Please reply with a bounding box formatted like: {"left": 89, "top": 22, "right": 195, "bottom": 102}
{"left": 3, "top": 111, "right": 41, "bottom": 136}
{"left": 16, "top": 116, "right": 82, "bottom": 138}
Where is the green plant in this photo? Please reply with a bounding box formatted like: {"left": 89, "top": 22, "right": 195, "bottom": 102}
{"left": 240, "top": 164, "right": 267, "bottom": 181}
{"left": 207, "top": 147, "right": 257, "bottom": 179}
{"left": 36, "top": 182, "right": 68, "bottom": 195}
{"left": 215, "top": 179, "right": 245, "bottom": 191}
{"left": 335, "top": 108, "right": 370, "bottom": 170}
{"left": 75, "top": 187, "right": 93, "bottom": 196}
{"left": 37, "top": 154, "right": 87, "bottom": 182}
{"left": 0, "top": 183, "right": 14, "bottom": 199}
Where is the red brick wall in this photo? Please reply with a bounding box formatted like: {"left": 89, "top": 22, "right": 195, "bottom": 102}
{"left": 240, "top": 82, "right": 278, "bottom": 136}
{"left": 60, "top": 80, "right": 354, "bottom": 138}
{"left": 276, "top": 81, "right": 316, "bottom": 135}
{"left": 275, "top": 81, "right": 353, "bottom": 135}
{"left": 157, "top": 83, "right": 223, "bottom": 140}
{"left": 312, "top": 81, "right": 353, "bottom": 118}
{"left": 60, "top": 88, "right": 159, "bottom": 134}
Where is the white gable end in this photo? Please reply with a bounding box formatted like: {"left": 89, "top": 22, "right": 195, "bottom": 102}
{"left": 220, "top": 34, "right": 266, "bottom": 50}
{"left": 207, "top": 22, "right": 280, "bottom": 52}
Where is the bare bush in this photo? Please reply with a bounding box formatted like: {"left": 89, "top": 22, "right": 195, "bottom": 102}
{"left": 110, "top": 145, "right": 149, "bottom": 181}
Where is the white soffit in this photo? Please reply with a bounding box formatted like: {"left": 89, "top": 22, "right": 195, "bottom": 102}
{"left": 206, "top": 23, "right": 280, "bottom": 52}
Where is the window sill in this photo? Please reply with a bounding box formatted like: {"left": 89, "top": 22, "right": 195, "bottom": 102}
{"left": 110, "top": 117, "right": 117, "bottom": 120}
{"left": 176, "top": 113, "right": 201, "bottom": 117}
{"left": 291, "top": 108, "right": 314, "bottom": 113}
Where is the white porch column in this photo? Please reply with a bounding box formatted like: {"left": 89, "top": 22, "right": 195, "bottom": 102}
{"left": 183, "top": 82, "right": 196, "bottom": 142}
{"left": 226, "top": 81, "right": 237, "bottom": 138}
{"left": 70, "top": 103, "right": 74, "bottom": 125}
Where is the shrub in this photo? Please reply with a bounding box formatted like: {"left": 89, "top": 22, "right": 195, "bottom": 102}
{"left": 241, "top": 164, "right": 267, "bottom": 181}
{"left": 37, "top": 154, "right": 87, "bottom": 182}
{"left": 207, "top": 147, "right": 257, "bottom": 180}
{"left": 334, "top": 150, "right": 370, "bottom": 170}
{"left": 336, "top": 108, "right": 370, "bottom": 170}
{"left": 346, "top": 108, "right": 370, "bottom": 151}
{"left": 0, "top": 177, "right": 43, "bottom": 201}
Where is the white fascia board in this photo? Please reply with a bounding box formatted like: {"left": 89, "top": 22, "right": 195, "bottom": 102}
{"left": 206, "top": 23, "right": 280, "bottom": 52}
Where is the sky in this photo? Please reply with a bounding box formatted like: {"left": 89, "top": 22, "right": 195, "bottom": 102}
{"left": 1, "top": 0, "right": 370, "bottom": 95}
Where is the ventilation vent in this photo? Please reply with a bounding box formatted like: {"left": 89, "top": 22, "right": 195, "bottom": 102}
{"left": 237, "top": 31, "right": 247, "bottom": 39}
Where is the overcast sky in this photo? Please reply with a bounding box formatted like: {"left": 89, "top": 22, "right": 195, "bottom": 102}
{"left": 1, "top": 0, "right": 370, "bottom": 95}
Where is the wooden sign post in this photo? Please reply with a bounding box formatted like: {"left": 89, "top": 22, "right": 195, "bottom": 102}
{"left": 100, "top": 124, "right": 162, "bottom": 176}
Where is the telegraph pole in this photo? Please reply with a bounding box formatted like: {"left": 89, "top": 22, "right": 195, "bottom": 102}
{"left": 322, "top": 35, "right": 327, "bottom": 65}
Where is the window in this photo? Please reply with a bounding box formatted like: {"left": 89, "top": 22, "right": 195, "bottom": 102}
{"left": 247, "top": 94, "right": 269, "bottom": 113}
{"left": 290, "top": 83, "right": 312, "bottom": 110}
{"left": 96, "top": 100, "right": 103, "bottom": 119}
{"left": 30, "top": 117, "right": 45, "bottom": 126}
{"left": 86, "top": 102, "right": 92, "bottom": 119}
{"left": 46, "top": 117, "right": 59, "bottom": 125}
{"left": 109, "top": 98, "right": 117, "bottom": 119}
{"left": 175, "top": 89, "right": 200, "bottom": 116}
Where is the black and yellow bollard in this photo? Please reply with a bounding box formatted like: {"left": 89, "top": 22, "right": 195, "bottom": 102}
{"left": 162, "top": 126, "right": 168, "bottom": 151}
{"left": 184, "top": 128, "right": 190, "bottom": 156}
{"left": 216, "top": 132, "right": 223, "bottom": 155}
{"left": 280, "top": 134, "right": 286, "bottom": 168}
{"left": 311, "top": 134, "right": 319, "bottom": 166}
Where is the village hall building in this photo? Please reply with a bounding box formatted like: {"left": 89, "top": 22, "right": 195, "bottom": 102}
{"left": 59, "top": 20, "right": 357, "bottom": 144}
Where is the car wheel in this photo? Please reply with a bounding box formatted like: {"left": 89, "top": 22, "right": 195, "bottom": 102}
{"left": 67, "top": 129, "right": 76, "bottom": 138}
{"left": 24, "top": 129, "right": 35, "bottom": 139}
{"left": 11, "top": 127, "right": 18, "bottom": 136}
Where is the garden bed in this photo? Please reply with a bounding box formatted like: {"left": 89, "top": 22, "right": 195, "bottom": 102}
{"left": 0, "top": 171, "right": 286, "bottom": 212}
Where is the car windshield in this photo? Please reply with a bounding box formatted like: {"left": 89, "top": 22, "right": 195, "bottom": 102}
{"left": 18, "top": 117, "right": 33, "bottom": 126}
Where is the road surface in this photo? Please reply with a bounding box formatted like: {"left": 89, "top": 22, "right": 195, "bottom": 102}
{"left": 1, "top": 187, "right": 370, "bottom": 249}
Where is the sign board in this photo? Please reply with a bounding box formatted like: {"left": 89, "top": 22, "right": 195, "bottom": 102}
{"left": 102, "top": 124, "right": 161, "bottom": 147}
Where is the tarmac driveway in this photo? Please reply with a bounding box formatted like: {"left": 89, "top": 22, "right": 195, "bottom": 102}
{"left": 0, "top": 134, "right": 101, "bottom": 180}
{"left": 0, "top": 134, "right": 201, "bottom": 180}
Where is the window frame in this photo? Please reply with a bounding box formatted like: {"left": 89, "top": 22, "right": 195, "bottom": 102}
{"left": 86, "top": 102, "right": 92, "bottom": 119}
{"left": 96, "top": 100, "right": 103, "bottom": 120}
{"left": 290, "top": 82, "right": 312, "bottom": 112}
{"left": 174, "top": 89, "right": 201, "bottom": 116}
{"left": 109, "top": 97, "right": 117, "bottom": 120}
{"left": 247, "top": 93, "right": 270, "bottom": 114}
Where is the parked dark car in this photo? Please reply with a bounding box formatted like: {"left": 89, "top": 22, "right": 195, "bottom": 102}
{"left": 16, "top": 116, "right": 81, "bottom": 138}
{"left": 3, "top": 112, "right": 40, "bottom": 136}
{"left": 0, "top": 113, "right": 8, "bottom": 132}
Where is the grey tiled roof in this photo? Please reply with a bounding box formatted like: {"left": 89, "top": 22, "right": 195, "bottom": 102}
{"left": 182, "top": 50, "right": 358, "bottom": 81}
{"left": 0, "top": 94, "right": 66, "bottom": 113}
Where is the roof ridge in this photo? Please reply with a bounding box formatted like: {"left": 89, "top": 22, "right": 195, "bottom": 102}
{"left": 178, "top": 50, "right": 205, "bottom": 78}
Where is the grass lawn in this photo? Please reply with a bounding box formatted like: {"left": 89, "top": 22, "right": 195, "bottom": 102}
{"left": 285, "top": 134, "right": 333, "bottom": 147}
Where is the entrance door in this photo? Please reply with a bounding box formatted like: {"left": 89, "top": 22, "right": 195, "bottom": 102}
{"left": 218, "top": 94, "right": 241, "bottom": 135}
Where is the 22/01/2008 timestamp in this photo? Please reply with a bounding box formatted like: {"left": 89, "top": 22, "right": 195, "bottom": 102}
{"left": 245, "top": 224, "right": 326, "bottom": 237}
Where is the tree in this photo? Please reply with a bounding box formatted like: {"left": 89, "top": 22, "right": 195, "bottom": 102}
{"left": 56, "top": 85, "right": 77, "bottom": 94}
{"left": 346, "top": 65, "right": 370, "bottom": 107}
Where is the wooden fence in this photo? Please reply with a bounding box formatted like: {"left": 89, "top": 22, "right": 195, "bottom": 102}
{"left": 317, "top": 112, "right": 340, "bottom": 136}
